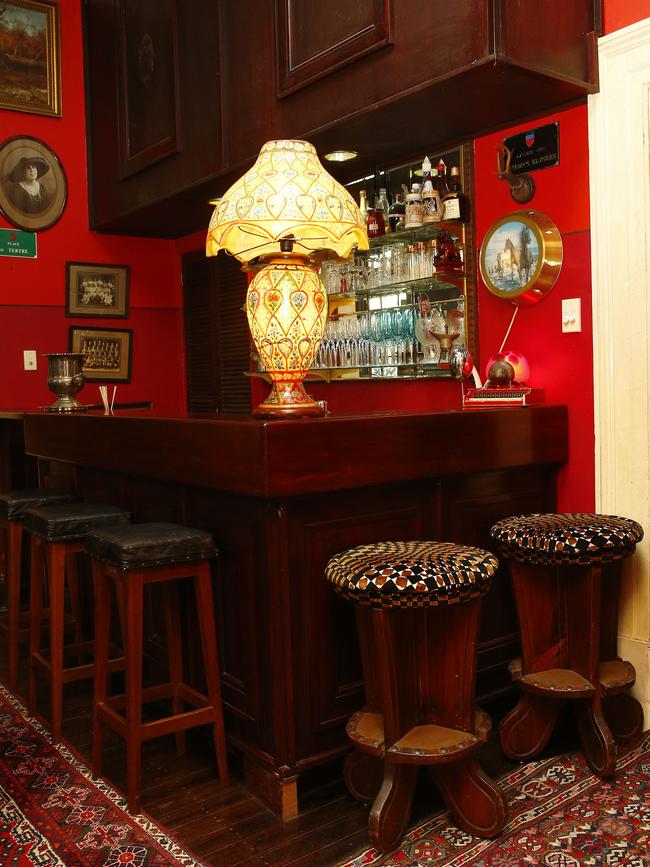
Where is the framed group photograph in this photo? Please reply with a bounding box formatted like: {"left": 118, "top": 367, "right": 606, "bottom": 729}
{"left": 69, "top": 326, "right": 133, "bottom": 383}
{"left": 479, "top": 209, "right": 563, "bottom": 307}
{"left": 66, "top": 262, "right": 130, "bottom": 318}
{"left": 0, "top": 0, "right": 61, "bottom": 117}
{"left": 0, "top": 136, "right": 67, "bottom": 231}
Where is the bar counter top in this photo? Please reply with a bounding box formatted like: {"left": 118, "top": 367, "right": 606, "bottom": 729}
{"left": 23, "top": 405, "right": 567, "bottom": 498}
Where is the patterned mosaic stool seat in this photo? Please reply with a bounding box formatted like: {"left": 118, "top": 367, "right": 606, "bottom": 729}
{"left": 85, "top": 523, "right": 229, "bottom": 814}
{"left": 0, "top": 488, "right": 78, "bottom": 692}
{"left": 326, "top": 540, "right": 506, "bottom": 853}
{"left": 24, "top": 501, "right": 130, "bottom": 742}
{"left": 491, "top": 513, "right": 644, "bottom": 778}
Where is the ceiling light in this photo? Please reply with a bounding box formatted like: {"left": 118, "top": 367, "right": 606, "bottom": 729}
{"left": 323, "top": 150, "right": 358, "bottom": 162}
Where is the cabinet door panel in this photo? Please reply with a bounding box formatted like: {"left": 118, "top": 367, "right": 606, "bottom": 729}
{"left": 276, "top": 0, "right": 392, "bottom": 96}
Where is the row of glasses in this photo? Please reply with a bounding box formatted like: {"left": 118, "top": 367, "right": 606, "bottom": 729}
{"left": 312, "top": 307, "right": 420, "bottom": 370}
{"left": 320, "top": 243, "right": 438, "bottom": 296}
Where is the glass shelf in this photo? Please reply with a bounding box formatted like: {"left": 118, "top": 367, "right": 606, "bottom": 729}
{"left": 368, "top": 220, "right": 465, "bottom": 248}
{"left": 328, "top": 275, "right": 464, "bottom": 302}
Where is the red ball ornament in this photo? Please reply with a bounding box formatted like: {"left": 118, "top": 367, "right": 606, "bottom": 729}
{"left": 485, "top": 350, "right": 530, "bottom": 384}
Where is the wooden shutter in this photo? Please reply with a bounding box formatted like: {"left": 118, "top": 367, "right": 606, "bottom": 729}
{"left": 182, "top": 250, "right": 250, "bottom": 414}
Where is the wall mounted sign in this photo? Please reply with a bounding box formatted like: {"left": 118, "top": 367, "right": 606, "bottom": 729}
{"left": 0, "top": 136, "right": 67, "bottom": 232}
{"left": 0, "top": 0, "right": 61, "bottom": 117}
{"left": 479, "top": 210, "right": 563, "bottom": 307}
{"left": 503, "top": 122, "right": 559, "bottom": 175}
{"left": 0, "top": 228, "right": 37, "bottom": 258}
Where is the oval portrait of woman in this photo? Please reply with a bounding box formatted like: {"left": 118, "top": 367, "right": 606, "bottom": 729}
{"left": 0, "top": 136, "right": 67, "bottom": 231}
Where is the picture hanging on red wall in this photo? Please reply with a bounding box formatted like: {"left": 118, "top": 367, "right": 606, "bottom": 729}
{"left": 479, "top": 210, "right": 563, "bottom": 307}
{"left": 0, "top": 135, "right": 67, "bottom": 231}
{"left": 0, "top": 0, "right": 61, "bottom": 117}
{"left": 66, "top": 261, "right": 130, "bottom": 318}
{"left": 69, "top": 326, "right": 133, "bottom": 383}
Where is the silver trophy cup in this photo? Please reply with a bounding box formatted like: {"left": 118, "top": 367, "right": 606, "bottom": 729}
{"left": 44, "top": 353, "right": 87, "bottom": 413}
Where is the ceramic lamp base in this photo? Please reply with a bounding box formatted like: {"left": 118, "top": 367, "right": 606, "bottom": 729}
{"left": 253, "top": 379, "right": 324, "bottom": 419}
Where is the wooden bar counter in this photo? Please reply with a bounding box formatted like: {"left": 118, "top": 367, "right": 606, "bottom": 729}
{"left": 23, "top": 406, "right": 567, "bottom": 818}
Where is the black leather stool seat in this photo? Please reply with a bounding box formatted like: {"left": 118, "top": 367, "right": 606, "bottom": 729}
{"left": 22, "top": 502, "right": 130, "bottom": 542}
{"left": 326, "top": 540, "right": 498, "bottom": 608}
{"left": 0, "top": 488, "right": 78, "bottom": 522}
{"left": 491, "top": 513, "right": 644, "bottom": 566}
{"left": 85, "top": 522, "right": 218, "bottom": 569}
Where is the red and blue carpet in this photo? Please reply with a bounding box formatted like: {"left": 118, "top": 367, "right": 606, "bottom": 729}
{"left": 341, "top": 733, "right": 650, "bottom": 866}
{"left": 0, "top": 685, "right": 204, "bottom": 866}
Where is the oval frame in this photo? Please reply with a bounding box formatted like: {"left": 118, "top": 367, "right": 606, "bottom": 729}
{"left": 479, "top": 209, "right": 563, "bottom": 306}
{"left": 0, "top": 135, "right": 67, "bottom": 232}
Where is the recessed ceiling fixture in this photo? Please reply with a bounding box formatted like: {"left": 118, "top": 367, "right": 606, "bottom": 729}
{"left": 323, "top": 149, "right": 358, "bottom": 162}
{"left": 208, "top": 197, "right": 222, "bottom": 206}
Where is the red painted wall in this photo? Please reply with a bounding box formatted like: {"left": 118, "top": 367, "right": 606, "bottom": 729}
{"left": 0, "top": 1, "right": 186, "bottom": 412}
{"left": 604, "top": 0, "right": 649, "bottom": 34}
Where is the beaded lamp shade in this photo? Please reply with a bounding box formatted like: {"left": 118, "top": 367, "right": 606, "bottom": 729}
{"left": 206, "top": 140, "right": 368, "bottom": 418}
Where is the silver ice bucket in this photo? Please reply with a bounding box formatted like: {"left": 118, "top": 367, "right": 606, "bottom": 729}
{"left": 44, "top": 353, "right": 87, "bottom": 413}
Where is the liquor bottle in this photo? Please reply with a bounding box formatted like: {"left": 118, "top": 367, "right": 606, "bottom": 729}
{"left": 367, "top": 206, "right": 385, "bottom": 238}
{"left": 376, "top": 188, "right": 391, "bottom": 233}
{"left": 442, "top": 166, "right": 464, "bottom": 221}
{"left": 359, "top": 189, "right": 368, "bottom": 224}
{"left": 388, "top": 193, "right": 406, "bottom": 232}
{"left": 436, "top": 159, "right": 449, "bottom": 199}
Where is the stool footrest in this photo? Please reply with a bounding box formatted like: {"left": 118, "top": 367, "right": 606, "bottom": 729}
{"left": 599, "top": 659, "right": 636, "bottom": 693}
{"left": 519, "top": 668, "right": 595, "bottom": 697}
{"left": 97, "top": 688, "right": 216, "bottom": 743}
{"left": 104, "top": 681, "right": 210, "bottom": 712}
{"left": 32, "top": 646, "right": 124, "bottom": 683}
{"left": 348, "top": 709, "right": 490, "bottom": 764}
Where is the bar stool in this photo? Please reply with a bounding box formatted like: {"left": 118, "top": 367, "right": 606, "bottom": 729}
{"left": 85, "top": 522, "right": 229, "bottom": 814}
{"left": 0, "top": 488, "right": 78, "bottom": 692}
{"left": 25, "top": 501, "right": 130, "bottom": 741}
{"left": 326, "top": 540, "right": 506, "bottom": 854}
{"left": 491, "top": 512, "right": 644, "bottom": 778}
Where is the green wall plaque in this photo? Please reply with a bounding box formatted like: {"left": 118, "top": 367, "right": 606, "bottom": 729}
{"left": 0, "top": 228, "right": 37, "bottom": 258}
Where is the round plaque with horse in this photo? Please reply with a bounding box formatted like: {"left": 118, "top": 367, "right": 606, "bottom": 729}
{"left": 479, "top": 210, "right": 563, "bottom": 306}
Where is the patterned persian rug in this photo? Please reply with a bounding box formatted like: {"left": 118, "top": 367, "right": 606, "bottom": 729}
{"left": 341, "top": 733, "right": 650, "bottom": 866}
{"left": 0, "top": 685, "right": 204, "bottom": 866}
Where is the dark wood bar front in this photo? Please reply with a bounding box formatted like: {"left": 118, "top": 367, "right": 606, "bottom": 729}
{"left": 23, "top": 406, "right": 567, "bottom": 819}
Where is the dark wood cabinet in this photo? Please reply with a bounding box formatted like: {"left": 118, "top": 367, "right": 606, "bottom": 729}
{"left": 83, "top": 0, "right": 600, "bottom": 237}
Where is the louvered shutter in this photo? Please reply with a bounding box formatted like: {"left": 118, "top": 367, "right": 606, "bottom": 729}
{"left": 182, "top": 250, "right": 251, "bottom": 414}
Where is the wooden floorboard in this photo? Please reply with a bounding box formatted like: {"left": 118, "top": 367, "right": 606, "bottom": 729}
{"left": 0, "top": 647, "right": 582, "bottom": 866}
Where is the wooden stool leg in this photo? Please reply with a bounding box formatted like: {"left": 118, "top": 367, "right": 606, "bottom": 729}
{"left": 28, "top": 534, "right": 45, "bottom": 714}
{"left": 125, "top": 571, "right": 144, "bottom": 813}
{"left": 47, "top": 542, "right": 66, "bottom": 743}
{"left": 163, "top": 582, "right": 186, "bottom": 755}
{"left": 500, "top": 692, "right": 564, "bottom": 760}
{"left": 369, "top": 763, "right": 418, "bottom": 854}
{"left": 602, "top": 692, "right": 644, "bottom": 744}
{"left": 65, "top": 550, "right": 84, "bottom": 648}
{"left": 343, "top": 749, "right": 383, "bottom": 806}
{"left": 431, "top": 758, "right": 506, "bottom": 838}
{"left": 6, "top": 522, "right": 23, "bottom": 693}
{"left": 573, "top": 698, "right": 616, "bottom": 777}
{"left": 194, "top": 563, "right": 229, "bottom": 786}
{"left": 92, "top": 560, "right": 112, "bottom": 778}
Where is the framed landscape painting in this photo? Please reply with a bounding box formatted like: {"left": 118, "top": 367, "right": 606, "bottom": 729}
{"left": 69, "top": 326, "right": 133, "bottom": 383}
{"left": 0, "top": 0, "right": 61, "bottom": 117}
{"left": 66, "top": 262, "right": 130, "bottom": 318}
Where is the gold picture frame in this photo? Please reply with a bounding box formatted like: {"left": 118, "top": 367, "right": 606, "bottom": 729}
{"left": 0, "top": 0, "right": 61, "bottom": 117}
{"left": 0, "top": 136, "right": 67, "bottom": 231}
{"left": 65, "top": 262, "right": 130, "bottom": 318}
{"left": 479, "top": 210, "right": 563, "bottom": 307}
{"left": 69, "top": 326, "right": 133, "bottom": 383}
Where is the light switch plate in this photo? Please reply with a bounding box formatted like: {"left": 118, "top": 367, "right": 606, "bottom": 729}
{"left": 562, "top": 298, "right": 581, "bottom": 333}
{"left": 23, "top": 350, "right": 37, "bottom": 370}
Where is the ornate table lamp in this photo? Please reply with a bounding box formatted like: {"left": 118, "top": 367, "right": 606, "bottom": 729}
{"left": 206, "top": 139, "right": 368, "bottom": 418}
